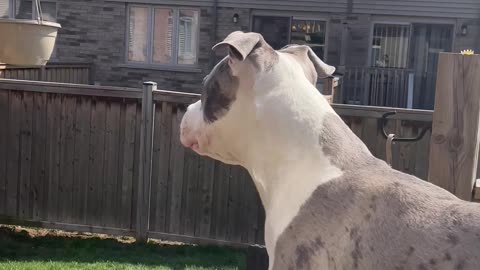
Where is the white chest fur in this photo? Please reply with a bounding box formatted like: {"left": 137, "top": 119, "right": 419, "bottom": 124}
{"left": 250, "top": 153, "right": 343, "bottom": 269}
{"left": 243, "top": 52, "right": 343, "bottom": 269}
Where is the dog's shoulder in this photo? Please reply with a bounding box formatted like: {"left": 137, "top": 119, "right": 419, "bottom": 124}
{"left": 273, "top": 165, "right": 480, "bottom": 270}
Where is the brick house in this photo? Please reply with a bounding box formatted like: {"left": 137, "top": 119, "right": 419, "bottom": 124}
{"left": 2, "top": 0, "right": 480, "bottom": 109}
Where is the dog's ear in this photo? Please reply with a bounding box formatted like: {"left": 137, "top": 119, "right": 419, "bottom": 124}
{"left": 306, "top": 47, "right": 335, "bottom": 79}
{"left": 279, "top": 44, "right": 335, "bottom": 85}
{"left": 212, "top": 31, "right": 262, "bottom": 61}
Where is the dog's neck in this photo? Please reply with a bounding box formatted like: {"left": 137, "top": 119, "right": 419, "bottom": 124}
{"left": 244, "top": 109, "right": 374, "bottom": 208}
{"left": 238, "top": 59, "right": 372, "bottom": 209}
{"left": 243, "top": 90, "right": 376, "bottom": 253}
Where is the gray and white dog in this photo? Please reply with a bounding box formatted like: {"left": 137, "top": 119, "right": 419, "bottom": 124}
{"left": 179, "top": 31, "right": 480, "bottom": 270}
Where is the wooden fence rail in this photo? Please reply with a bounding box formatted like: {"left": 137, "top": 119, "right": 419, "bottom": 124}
{"left": 0, "top": 63, "right": 93, "bottom": 84}
{"left": 0, "top": 78, "right": 434, "bottom": 247}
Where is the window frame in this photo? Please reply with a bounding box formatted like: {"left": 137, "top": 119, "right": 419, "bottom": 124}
{"left": 124, "top": 4, "right": 201, "bottom": 70}
{"left": 367, "top": 21, "right": 412, "bottom": 68}
{"left": 5, "top": 0, "right": 57, "bottom": 21}
{"left": 368, "top": 21, "right": 457, "bottom": 69}
{"left": 291, "top": 16, "right": 329, "bottom": 61}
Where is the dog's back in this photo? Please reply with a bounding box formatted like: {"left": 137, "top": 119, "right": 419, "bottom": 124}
{"left": 272, "top": 113, "right": 480, "bottom": 270}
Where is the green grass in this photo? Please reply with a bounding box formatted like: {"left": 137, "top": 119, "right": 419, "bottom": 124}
{"left": 0, "top": 226, "right": 246, "bottom": 270}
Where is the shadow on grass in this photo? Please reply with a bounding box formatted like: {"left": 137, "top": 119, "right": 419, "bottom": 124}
{"left": 0, "top": 226, "right": 246, "bottom": 270}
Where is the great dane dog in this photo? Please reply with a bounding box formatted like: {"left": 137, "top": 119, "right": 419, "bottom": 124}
{"left": 179, "top": 31, "right": 480, "bottom": 270}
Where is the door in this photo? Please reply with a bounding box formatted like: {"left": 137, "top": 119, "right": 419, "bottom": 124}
{"left": 409, "top": 24, "right": 454, "bottom": 109}
{"left": 252, "top": 15, "right": 290, "bottom": 50}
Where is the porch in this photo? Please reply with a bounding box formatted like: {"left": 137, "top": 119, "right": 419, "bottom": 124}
{"left": 336, "top": 66, "right": 437, "bottom": 110}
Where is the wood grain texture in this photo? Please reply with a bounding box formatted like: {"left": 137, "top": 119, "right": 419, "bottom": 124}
{"left": 58, "top": 96, "right": 77, "bottom": 223}
{"left": 31, "top": 93, "right": 48, "bottom": 220}
{"left": 120, "top": 102, "right": 138, "bottom": 229}
{"left": 167, "top": 108, "right": 186, "bottom": 234}
{"left": 6, "top": 92, "right": 22, "bottom": 217}
{"left": 428, "top": 53, "right": 480, "bottom": 201}
{"left": 182, "top": 150, "right": 199, "bottom": 236}
{"left": 0, "top": 90, "right": 8, "bottom": 215}
{"left": 152, "top": 102, "right": 173, "bottom": 232}
{"left": 73, "top": 97, "right": 91, "bottom": 225}
{"left": 86, "top": 99, "right": 107, "bottom": 226}
{"left": 103, "top": 102, "right": 121, "bottom": 227}
{"left": 46, "top": 94, "right": 62, "bottom": 222}
{"left": 18, "top": 92, "right": 33, "bottom": 219}
{"left": 195, "top": 157, "right": 215, "bottom": 238}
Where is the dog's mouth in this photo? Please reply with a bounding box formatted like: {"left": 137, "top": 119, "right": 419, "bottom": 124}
{"left": 203, "top": 149, "right": 241, "bottom": 166}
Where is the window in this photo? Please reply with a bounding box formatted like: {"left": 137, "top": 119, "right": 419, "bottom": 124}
{"left": 0, "top": 1, "right": 10, "bottom": 18}
{"left": 252, "top": 16, "right": 327, "bottom": 60}
{"left": 127, "top": 5, "right": 199, "bottom": 67}
{"left": 2, "top": 0, "right": 57, "bottom": 21}
{"left": 371, "top": 24, "right": 410, "bottom": 68}
{"left": 291, "top": 19, "right": 327, "bottom": 61}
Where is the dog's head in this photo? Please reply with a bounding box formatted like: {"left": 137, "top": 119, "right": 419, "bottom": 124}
{"left": 179, "top": 31, "right": 335, "bottom": 167}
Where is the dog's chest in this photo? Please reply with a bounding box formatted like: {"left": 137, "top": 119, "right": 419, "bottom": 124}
{"left": 258, "top": 162, "right": 342, "bottom": 267}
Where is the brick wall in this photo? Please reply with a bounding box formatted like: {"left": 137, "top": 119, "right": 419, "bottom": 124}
{"left": 53, "top": 1, "right": 479, "bottom": 92}
{"left": 55, "top": 0, "right": 215, "bottom": 93}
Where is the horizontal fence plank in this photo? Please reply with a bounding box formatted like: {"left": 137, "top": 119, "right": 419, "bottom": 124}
{"left": 0, "top": 79, "right": 142, "bottom": 99}
{"left": 333, "top": 104, "right": 433, "bottom": 121}
{"left": 153, "top": 90, "right": 199, "bottom": 104}
{"left": 1, "top": 63, "right": 92, "bottom": 84}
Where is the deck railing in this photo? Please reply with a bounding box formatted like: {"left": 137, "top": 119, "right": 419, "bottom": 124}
{"left": 339, "top": 67, "right": 417, "bottom": 108}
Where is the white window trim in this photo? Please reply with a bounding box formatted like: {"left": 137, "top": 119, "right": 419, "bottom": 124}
{"left": 125, "top": 4, "right": 200, "bottom": 69}
{"left": 6, "top": 0, "right": 57, "bottom": 21}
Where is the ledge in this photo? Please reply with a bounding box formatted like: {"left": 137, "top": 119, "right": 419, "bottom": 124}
{"left": 118, "top": 64, "right": 203, "bottom": 73}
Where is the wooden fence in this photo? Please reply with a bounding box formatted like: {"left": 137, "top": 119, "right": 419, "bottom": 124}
{"left": 0, "top": 63, "right": 92, "bottom": 84}
{"left": 0, "top": 78, "right": 434, "bottom": 247}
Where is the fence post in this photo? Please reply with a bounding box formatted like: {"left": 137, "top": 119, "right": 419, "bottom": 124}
{"left": 428, "top": 53, "right": 480, "bottom": 201}
{"left": 39, "top": 66, "right": 47, "bottom": 81}
{"left": 136, "top": 81, "right": 156, "bottom": 242}
{"left": 88, "top": 63, "right": 95, "bottom": 85}
{"left": 322, "top": 76, "right": 337, "bottom": 104}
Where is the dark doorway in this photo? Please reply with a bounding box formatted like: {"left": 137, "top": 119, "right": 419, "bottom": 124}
{"left": 409, "top": 24, "right": 454, "bottom": 109}
{"left": 252, "top": 15, "right": 290, "bottom": 50}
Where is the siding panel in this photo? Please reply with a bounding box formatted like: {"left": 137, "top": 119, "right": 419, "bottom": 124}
{"left": 108, "top": 0, "right": 349, "bottom": 13}
{"left": 353, "top": 0, "right": 480, "bottom": 19}
{"left": 218, "top": 0, "right": 348, "bottom": 13}
{"left": 109, "top": 0, "right": 478, "bottom": 18}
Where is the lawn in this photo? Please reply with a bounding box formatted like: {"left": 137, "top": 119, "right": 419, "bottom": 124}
{"left": 0, "top": 225, "right": 246, "bottom": 270}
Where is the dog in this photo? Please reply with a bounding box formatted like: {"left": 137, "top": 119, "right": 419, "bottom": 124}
{"left": 179, "top": 31, "right": 480, "bottom": 270}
